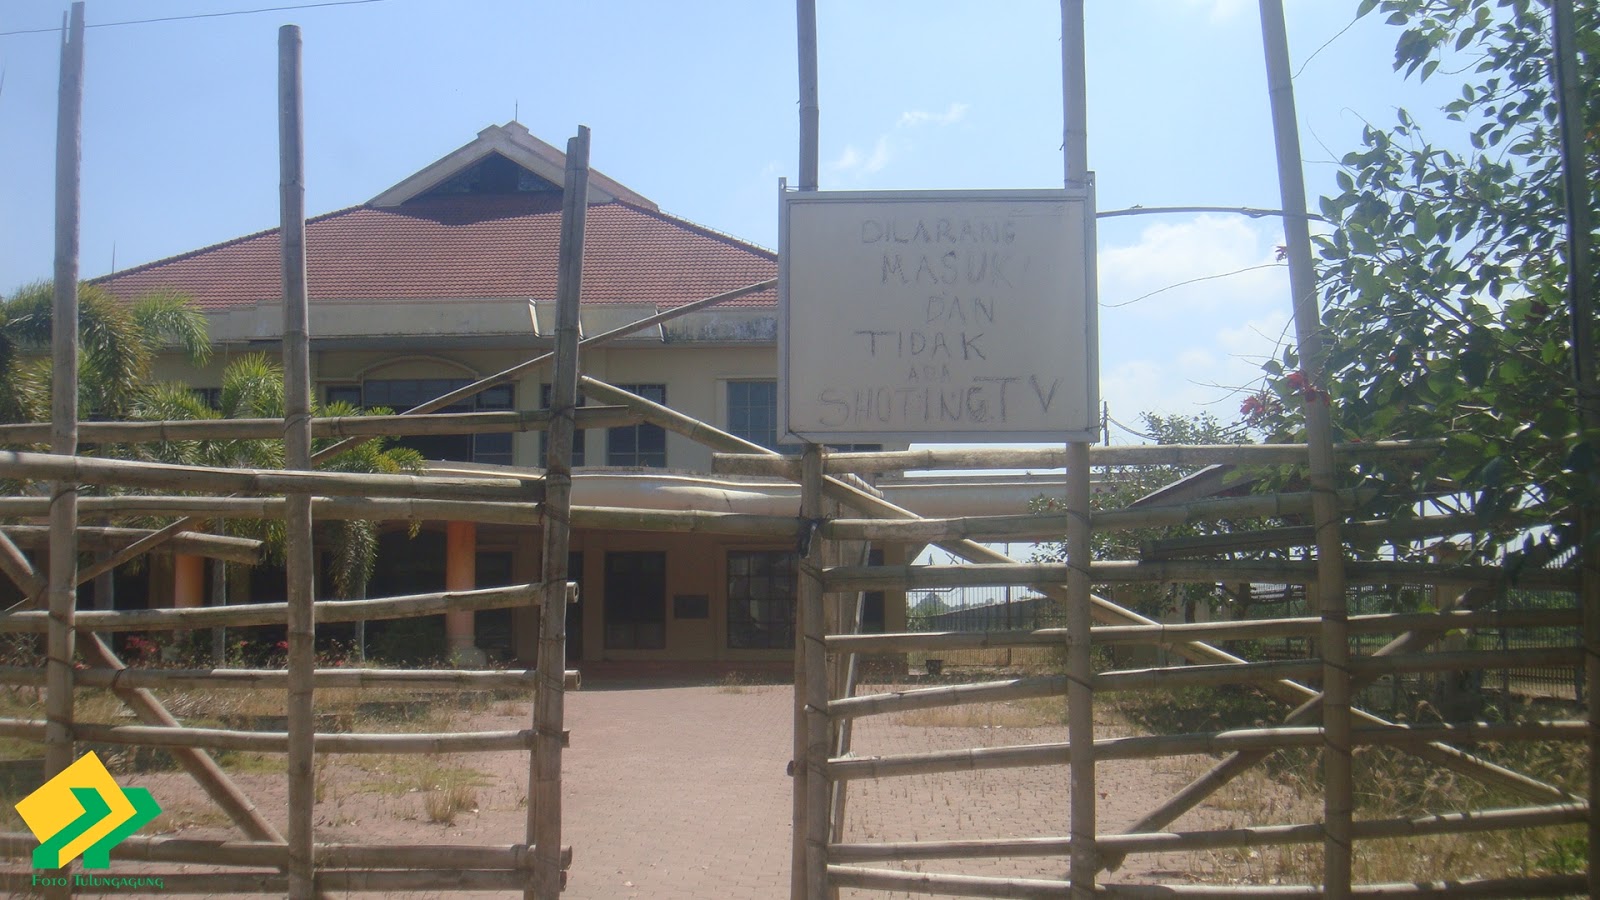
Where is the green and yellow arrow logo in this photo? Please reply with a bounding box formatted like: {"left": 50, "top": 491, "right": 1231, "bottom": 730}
{"left": 14, "top": 751, "right": 162, "bottom": 869}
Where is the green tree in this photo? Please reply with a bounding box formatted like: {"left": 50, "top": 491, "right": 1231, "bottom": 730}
{"left": 1033, "top": 412, "right": 1273, "bottom": 621}
{"left": 1247, "top": 0, "right": 1599, "bottom": 567}
{"left": 0, "top": 281, "right": 210, "bottom": 424}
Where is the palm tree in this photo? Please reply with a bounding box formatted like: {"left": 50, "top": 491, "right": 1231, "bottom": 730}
{"left": 133, "top": 354, "right": 425, "bottom": 656}
{"left": 0, "top": 280, "right": 210, "bottom": 424}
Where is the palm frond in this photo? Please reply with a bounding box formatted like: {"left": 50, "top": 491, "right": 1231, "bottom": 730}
{"left": 130, "top": 289, "right": 212, "bottom": 366}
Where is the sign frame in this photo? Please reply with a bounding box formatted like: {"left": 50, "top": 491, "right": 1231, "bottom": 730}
{"left": 778, "top": 186, "right": 1099, "bottom": 444}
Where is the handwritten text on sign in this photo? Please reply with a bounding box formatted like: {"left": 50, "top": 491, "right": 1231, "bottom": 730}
{"left": 780, "top": 190, "right": 1097, "bottom": 442}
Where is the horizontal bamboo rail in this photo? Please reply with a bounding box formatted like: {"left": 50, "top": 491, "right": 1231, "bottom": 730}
{"left": 0, "top": 449, "right": 543, "bottom": 503}
{"left": 3, "top": 869, "right": 564, "bottom": 894}
{"left": 713, "top": 440, "right": 1440, "bottom": 477}
{"left": 826, "top": 803, "right": 1586, "bottom": 862}
{"left": 0, "top": 833, "right": 573, "bottom": 870}
{"left": 829, "top": 721, "right": 1582, "bottom": 781}
{"left": 823, "top": 560, "right": 1580, "bottom": 593}
{"left": 819, "top": 488, "right": 1378, "bottom": 543}
{"left": 0, "top": 406, "right": 636, "bottom": 445}
{"left": 0, "top": 718, "right": 555, "bottom": 753}
{"left": 827, "top": 866, "right": 1073, "bottom": 898}
{"left": 825, "top": 607, "right": 1581, "bottom": 654}
{"left": 0, "top": 524, "right": 261, "bottom": 564}
{"left": 828, "top": 869, "right": 1587, "bottom": 899}
{"left": 1099, "top": 875, "right": 1588, "bottom": 898}
{"left": 0, "top": 580, "right": 562, "bottom": 633}
{"left": 832, "top": 647, "right": 1578, "bottom": 713}
{"left": 0, "top": 497, "right": 799, "bottom": 537}
{"left": 0, "top": 666, "right": 580, "bottom": 692}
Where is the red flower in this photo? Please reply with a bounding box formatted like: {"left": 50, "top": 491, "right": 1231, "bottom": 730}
{"left": 276, "top": 640, "right": 290, "bottom": 651}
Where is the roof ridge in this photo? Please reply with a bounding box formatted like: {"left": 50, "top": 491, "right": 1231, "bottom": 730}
{"left": 610, "top": 200, "right": 776, "bottom": 260}
{"left": 90, "top": 204, "right": 363, "bottom": 285}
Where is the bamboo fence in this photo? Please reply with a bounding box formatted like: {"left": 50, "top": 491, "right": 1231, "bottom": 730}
{"left": 5, "top": 3, "right": 1591, "bottom": 899}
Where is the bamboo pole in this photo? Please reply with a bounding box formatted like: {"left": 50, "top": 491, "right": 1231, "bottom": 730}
{"left": 827, "top": 866, "right": 1072, "bottom": 898}
{"left": 278, "top": 25, "right": 315, "bottom": 900}
{"left": 1257, "top": 2, "right": 1353, "bottom": 892}
{"left": 0, "top": 666, "right": 579, "bottom": 692}
{"left": 0, "top": 495, "right": 806, "bottom": 538}
{"left": 528, "top": 125, "right": 587, "bottom": 900}
{"left": 824, "top": 607, "right": 1580, "bottom": 654}
{"left": 0, "top": 525, "right": 262, "bottom": 564}
{"left": 0, "top": 449, "right": 543, "bottom": 503}
{"left": 828, "top": 803, "right": 1585, "bottom": 862}
{"left": 0, "top": 718, "right": 561, "bottom": 754}
{"left": 800, "top": 446, "right": 830, "bottom": 900}
{"left": 0, "top": 834, "right": 570, "bottom": 871}
{"left": 0, "top": 406, "right": 635, "bottom": 445}
{"left": 825, "top": 721, "right": 1581, "bottom": 782}
{"left": 712, "top": 439, "right": 1439, "bottom": 477}
{"left": 1547, "top": 0, "right": 1599, "bottom": 889}
{"left": 0, "top": 581, "right": 546, "bottom": 633}
{"left": 591, "top": 381, "right": 1559, "bottom": 809}
{"left": 14, "top": 869, "right": 561, "bottom": 894}
{"left": 44, "top": 2, "right": 85, "bottom": 804}
{"left": 830, "top": 675, "right": 1067, "bottom": 719}
{"left": 821, "top": 560, "right": 1578, "bottom": 592}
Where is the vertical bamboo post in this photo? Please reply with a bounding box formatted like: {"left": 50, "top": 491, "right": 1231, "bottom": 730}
{"left": 528, "top": 125, "right": 588, "bottom": 900}
{"left": 1061, "top": 3, "right": 1096, "bottom": 896}
{"left": 1257, "top": 2, "right": 1352, "bottom": 895}
{"left": 800, "top": 445, "right": 829, "bottom": 899}
{"left": 45, "top": 2, "right": 85, "bottom": 793}
{"left": 792, "top": 2, "right": 821, "bottom": 894}
{"left": 797, "top": 0, "right": 819, "bottom": 193}
{"left": 277, "top": 24, "right": 316, "bottom": 900}
{"left": 1548, "top": 0, "right": 1598, "bottom": 889}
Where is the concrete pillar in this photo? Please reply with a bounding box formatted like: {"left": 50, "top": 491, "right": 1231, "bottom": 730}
{"left": 446, "top": 521, "right": 487, "bottom": 667}
{"left": 174, "top": 554, "right": 205, "bottom": 609}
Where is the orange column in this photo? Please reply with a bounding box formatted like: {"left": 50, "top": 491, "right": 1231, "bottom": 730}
{"left": 173, "top": 554, "right": 205, "bottom": 609}
{"left": 445, "top": 521, "right": 483, "bottom": 665}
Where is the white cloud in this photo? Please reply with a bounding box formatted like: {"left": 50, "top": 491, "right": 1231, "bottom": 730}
{"left": 1178, "top": 0, "right": 1249, "bottom": 23}
{"left": 1095, "top": 214, "right": 1299, "bottom": 424}
{"left": 898, "top": 102, "right": 969, "bottom": 128}
{"left": 1098, "top": 214, "right": 1286, "bottom": 314}
{"left": 830, "top": 135, "right": 892, "bottom": 177}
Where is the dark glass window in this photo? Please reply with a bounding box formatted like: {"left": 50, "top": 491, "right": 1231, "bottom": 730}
{"left": 727, "top": 550, "right": 797, "bottom": 650}
{"left": 192, "top": 387, "right": 224, "bottom": 410}
{"left": 539, "top": 385, "right": 586, "bottom": 467}
{"left": 604, "top": 552, "right": 666, "bottom": 650}
{"left": 728, "top": 380, "right": 778, "bottom": 451}
{"left": 324, "top": 378, "right": 513, "bottom": 465}
{"left": 608, "top": 384, "right": 667, "bottom": 467}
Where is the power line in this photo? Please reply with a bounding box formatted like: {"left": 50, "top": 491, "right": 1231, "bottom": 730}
{"left": 1100, "top": 262, "right": 1286, "bottom": 310}
{"left": 0, "top": 0, "right": 389, "bottom": 37}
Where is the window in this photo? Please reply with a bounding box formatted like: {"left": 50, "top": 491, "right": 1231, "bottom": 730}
{"left": 604, "top": 552, "right": 665, "bottom": 650}
{"left": 608, "top": 384, "right": 667, "bottom": 467}
{"left": 727, "top": 550, "right": 796, "bottom": 650}
{"left": 727, "top": 380, "right": 778, "bottom": 450}
{"left": 539, "top": 385, "right": 586, "bottom": 467}
{"left": 323, "top": 378, "right": 513, "bottom": 465}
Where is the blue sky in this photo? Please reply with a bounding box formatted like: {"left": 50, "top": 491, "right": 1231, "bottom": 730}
{"left": 0, "top": 0, "right": 1456, "bottom": 433}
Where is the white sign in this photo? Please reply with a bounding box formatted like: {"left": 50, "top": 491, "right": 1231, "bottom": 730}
{"left": 780, "top": 188, "right": 1098, "bottom": 443}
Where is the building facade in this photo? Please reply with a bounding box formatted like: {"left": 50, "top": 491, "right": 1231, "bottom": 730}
{"left": 95, "top": 122, "right": 914, "bottom": 666}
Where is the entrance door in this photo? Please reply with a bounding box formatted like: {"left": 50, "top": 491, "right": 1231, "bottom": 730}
{"left": 603, "top": 551, "right": 666, "bottom": 651}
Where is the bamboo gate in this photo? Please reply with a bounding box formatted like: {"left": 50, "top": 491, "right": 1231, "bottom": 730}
{"left": 0, "top": 3, "right": 1593, "bottom": 900}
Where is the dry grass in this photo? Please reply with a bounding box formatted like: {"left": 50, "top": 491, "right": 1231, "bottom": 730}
{"left": 1106, "top": 688, "right": 1589, "bottom": 888}
{"left": 894, "top": 697, "right": 1064, "bottom": 728}
{"left": 423, "top": 775, "right": 480, "bottom": 825}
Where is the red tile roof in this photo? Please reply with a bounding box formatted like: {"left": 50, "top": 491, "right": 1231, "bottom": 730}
{"left": 94, "top": 195, "right": 776, "bottom": 311}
